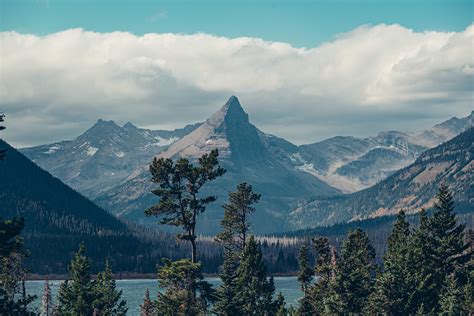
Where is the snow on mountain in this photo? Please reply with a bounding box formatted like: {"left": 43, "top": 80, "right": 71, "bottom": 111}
{"left": 21, "top": 119, "right": 201, "bottom": 199}
{"left": 95, "top": 96, "right": 339, "bottom": 234}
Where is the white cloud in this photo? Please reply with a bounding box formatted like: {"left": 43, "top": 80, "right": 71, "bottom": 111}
{"left": 0, "top": 24, "right": 472, "bottom": 147}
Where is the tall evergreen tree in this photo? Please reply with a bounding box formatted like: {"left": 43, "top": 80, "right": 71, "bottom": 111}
{"left": 332, "top": 228, "right": 376, "bottom": 313}
{"left": 439, "top": 274, "right": 464, "bottom": 314}
{"left": 155, "top": 258, "right": 213, "bottom": 315}
{"left": 367, "top": 210, "right": 412, "bottom": 314}
{"left": 93, "top": 260, "right": 127, "bottom": 315}
{"left": 41, "top": 279, "right": 54, "bottom": 316}
{"left": 57, "top": 243, "right": 95, "bottom": 315}
{"left": 430, "top": 184, "right": 469, "bottom": 281}
{"left": 235, "top": 236, "right": 281, "bottom": 315}
{"left": 0, "top": 217, "right": 35, "bottom": 314}
{"left": 296, "top": 242, "right": 313, "bottom": 315}
{"left": 214, "top": 183, "right": 260, "bottom": 315}
{"left": 405, "top": 208, "right": 438, "bottom": 313}
{"left": 146, "top": 149, "right": 226, "bottom": 263}
{"left": 216, "top": 182, "right": 260, "bottom": 251}
{"left": 309, "top": 237, "right": 337, "bottom": 314}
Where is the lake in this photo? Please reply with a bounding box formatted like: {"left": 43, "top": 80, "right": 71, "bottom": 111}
{"left": 26, "top": 277, "right": 301, "bottom": 315}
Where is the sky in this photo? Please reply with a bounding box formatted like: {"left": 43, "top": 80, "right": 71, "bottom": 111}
{"left": 0, "top": 0, "right": 473, "bottom": 147}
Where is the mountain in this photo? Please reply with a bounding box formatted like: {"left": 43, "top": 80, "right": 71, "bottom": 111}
{"left": 95, "top": 96, "right": 339, "bottom": 234}
{"left": 21, "top": 120, "right": 200, "bottom": 199}
{"left": 0, "top": 139, "right": 202, "bottom": 274}
{"left": 285, "top": 112, "right": 473, "bottom": 193}
{"left": 286, "top": 127, "right": 474, "bottom": 230}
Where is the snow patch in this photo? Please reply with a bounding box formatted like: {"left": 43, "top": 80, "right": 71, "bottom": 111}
{"left": 43, "top": 145, "right": 61, "bottom": 154}
{"left": 154, "top": 136, "right": 179, "bottom": 146}
{"left": 86, "top": 146, "right": 98, "bottom": 156}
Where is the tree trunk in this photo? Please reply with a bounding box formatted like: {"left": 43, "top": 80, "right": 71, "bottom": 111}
{"left": 191, "top": 238, "right": 197, "bottom": 264}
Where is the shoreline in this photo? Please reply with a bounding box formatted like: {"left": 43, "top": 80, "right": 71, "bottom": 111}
{"left": 27, "top": 272, "right": 297, "bottom": 281}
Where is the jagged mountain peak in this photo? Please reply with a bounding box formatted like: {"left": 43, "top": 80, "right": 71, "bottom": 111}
{"left": 160, "top": 96, "right": 257, "bottom": 160}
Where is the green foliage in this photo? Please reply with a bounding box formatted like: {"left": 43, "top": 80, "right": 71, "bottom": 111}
{"left": 214, "top": 182, "right": 261, "bottom": 315}
{"left": 0, "top": 217, "right": 36, "bottom": 314}
{"left": 155, "top": 258, "right": 213, "bottom": 315}
{"left": 146, "top": 149, "right": 226, "bottom": 263}
{"left": 366, "top": 210, "right": 413, "bottom": 314}
{"left": 439, "top": 274, "right": 464, "bottom": 314}
{"left": 331, "top": 228, "right": 376, "bottom": 313}
{"left": 216, "top": 182, "right": 260, "bottom": 251}
{"left": 234, "top": 236, "right": 281, "bottom": 315}
{"left": 93, "top": 260, "right": 127, "bottom": 315}
{"left": 296, "top": 242, "right": 313, "bottom": 315}
{"left": 57, "top": 243, "right": 128, "bottom": 315}
{"left": 57, "top": 243, "right": 95, "bottom": 315}
{"left": 310, "top": 237, "right": 336, "bottom": 314}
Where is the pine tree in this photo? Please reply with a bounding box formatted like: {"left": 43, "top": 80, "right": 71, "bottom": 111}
{"left": 140, "top": 288, "right": 155, "bottom": 316}
{"left": 366, "top": 210, "right": 412, "bottom": 314}
{"left": 57, "top": 243, "right": 95, "bottom": 315}
{"left": 146, "top": 149, "right": 226, "bottom": 263}
{"left": 429, "top": 184, "right": 469, "bottom": 294}
{"left": 235, "top": 236, "right": 279, "bottom": 315}
{"left": 41, "top": 279, "right": 54, "bottom": 316}
{"left": 156, "top": 258, "right": 213, "bottom": 315}
{"left": 216, "top": 182, "right": 260, "bottom": 251}
{"left": 212, "top": 247, "right": 239, "bottom": 315}
{"left": 405, "top": 208, "right": 438, "bottom": 313}
{"left": 0, "top": 217, "right": 36, "bottom": 314}
{"left": 332, "top": 228, "right": 376, "bottom": 313}
{"left": 439, "top": 274, "right": 464, "bottom": 314}
{"left": 146, "top": 149, "right": 224, "bottom": 314}
{"left": 214, "top": 183, "right": 260, "bottom": 315}
{"left": 93, "top": 260, "right": 127, "bottom": 315}
{"left": 309, "top": 237, "right": 336, "bottom": 314}
{"left": 296, "top": 242, "right": 313, "bottom": 315}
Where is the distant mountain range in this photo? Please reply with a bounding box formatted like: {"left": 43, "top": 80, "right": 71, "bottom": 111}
{"left": 21, "top": 119, "right": 200, "bottom": 199}
{"left": 0, "top": 139, "right": 182, "bottom": 274}
{"left": 286, "top": 127, "right": 473, "bottom": 230}
{"left": 94, "top": 96, "right": 338, "bottom": 234}
{"left": 20, "top": 96, "right": 473, "bottom": 233}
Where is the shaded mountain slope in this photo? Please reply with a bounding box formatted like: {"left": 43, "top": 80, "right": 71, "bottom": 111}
{"left": 96, "top": 96, "right": 340, "bottom": 234}
{"left": 286, "top": 127, "right": 473, "bottom": 230}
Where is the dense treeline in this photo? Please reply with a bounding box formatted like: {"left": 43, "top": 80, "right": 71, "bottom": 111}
{"left": 278, "top": 208, "right": 474, "bottom": 262}
{"left": 295, "top": 184, "right": 473, "bottom": 314}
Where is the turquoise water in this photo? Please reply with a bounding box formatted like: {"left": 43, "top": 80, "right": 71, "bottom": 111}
{"left": 26, "top": 277, "right": 301, "bottom": 315}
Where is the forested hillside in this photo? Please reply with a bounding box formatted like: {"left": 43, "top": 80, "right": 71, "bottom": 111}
{"left": 0, "top": 139, "right": 303, "bottom": 274}
{"left": 287, "top": 127, "right": 473, "bottom": 229}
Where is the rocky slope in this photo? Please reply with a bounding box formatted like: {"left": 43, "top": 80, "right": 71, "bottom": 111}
{"left": 21, "top": 120, "right": 200, "bottom": 198}
{"left": 284, "top": 112, "right": 473, "bottom": 193}
{"left": 96, "top": 96, "right": 340, "bottom": 234}
{"left": 286, "top": 127, "right": 474, "bottom": 230}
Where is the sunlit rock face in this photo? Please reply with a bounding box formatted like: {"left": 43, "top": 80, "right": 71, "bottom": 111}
{"left": 94, "top": 96, "right": 339, "bottom": 234}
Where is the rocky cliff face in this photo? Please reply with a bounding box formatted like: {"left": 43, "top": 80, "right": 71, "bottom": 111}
{"left": 279, "top": 112, "right": 473, "bottom": 193}
{"left": 95, "top": 96, "right": 339, "bottom": 234}
{"left": 286, "top": 127, "right": 474, "bottom": 230}
{"left": 21, "top": 120, "right": 200, "bottom": 198}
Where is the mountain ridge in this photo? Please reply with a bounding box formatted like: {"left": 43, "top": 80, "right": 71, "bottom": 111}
{"left": 286, "top": 127, "right": 474, "bottom": 230}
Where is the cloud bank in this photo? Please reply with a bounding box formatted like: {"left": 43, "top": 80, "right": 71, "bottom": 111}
{"left": 0, "top": 24, "right": 472, "bottom": 147}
